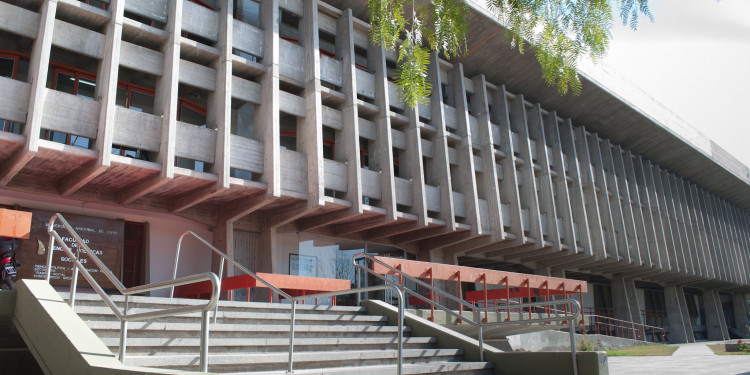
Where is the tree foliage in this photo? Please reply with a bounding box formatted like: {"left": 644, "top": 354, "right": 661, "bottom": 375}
{"left": 368, "top": 0, "right": 653, "bottom": 107}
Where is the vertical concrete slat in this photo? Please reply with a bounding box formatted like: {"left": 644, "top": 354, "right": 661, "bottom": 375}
{"left": 0, "top": 0, "right": 57, "bottom": 185}
{"left": 427, "top": 53, "right": 455, "bottom": 228}
{"left": 528, "top": 106, "right": 561, "bottom": 252}
{"left": 336, "top": 10, "right": 363, "bottom": 214}
{"left": 623, "top": 151, "right": 653, "bottom": 268}
{"left": 510, "top": 96, "right": 543, "bottom": 245}
{"left": 643, "top": 159, "right": 670, "bottom": 271}
{"left": 258, "top": 0, "right": 280, "bottom": 197}
{"left": 545, "top": 114, "right": 577, "bottom": 252}
{"left": 602, "top": 141, "right": 634, "bottom": 264}
{"left": 681, "top": 180, "right": 706, "bottom": 278}
{"left": 673, "top": 175, "right": 698, "bottom": 276}
{"left": 451, "top": 63, "right": 481, "bottom": 234}
{"left": 588, "top": 133, "right": 619, "bottom": 261}
{"left": 213, "top": 0, "right": 233, "bottom": 193}
{"left": 492, "top": 87, "right": 523, "bottom": 241}
{"left": 726, "top": 202, "right": 747, "bottom": 285}
{"left": 472, "top": 75, "right": 504, "bottom": 240}
{"left": 559, "top": 120, "right": 591, "bottom": 256}
{"left": 157, "top": 0, "right": 183, "bottom": 182}
{"left": 574, "top": 127, "right": 606, "bottom": 260}
{"left": 730, "top": 205, "right": 750, "bottom": 285}
{"left": 405, "top": 102, "right": 427, "bottom": 225}
{"left": 688, "top": 183, "right": 714, "bottom": 279}
{"left": 300, "top": 0, "right": 324, "bottom": 207}
{"left": 660, "top": 169, "right": 686, "bottom": 274}
{"left": 708, "top": 193, "right": 731, "bottom": 282}
{"left": 700, "top": 189, "right": 724, "bottom": 281}
{"left": 61, "top": 0, "right": 125, "bottom": 195}
{"left": 718, "top": 199, "right": 740, "bottom": 283}
{"left": 370, "top": 41, "right": 396, "bottom": 220}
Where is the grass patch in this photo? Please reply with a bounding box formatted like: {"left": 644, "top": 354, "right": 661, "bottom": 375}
{"left": 708, "top": 344, "right": 750, "bottom": 355}
{"left": 606, "top": 345, "right": 678, "bottom": 356}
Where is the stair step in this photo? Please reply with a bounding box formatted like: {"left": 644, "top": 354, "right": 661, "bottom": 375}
{"left": 232, "top": 361, "right": 495, "bottom": 375}
{"left": 88, "top": 321, "right": 410, "bottom": 339}
{"left": 75, "top": 305, "right": 388, "bottom": 325}
{"left": 63, "top": 293, "right": 367, "bottom": 314}
{"left": 103, "top": 336, "right": 436, "bottom": 354}
{"left": 124, "top": 348, "right": 464, "bottom": 372}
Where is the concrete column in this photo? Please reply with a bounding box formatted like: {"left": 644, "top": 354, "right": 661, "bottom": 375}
{"left": 0, "top": 0, "right": 57, "bottom": 185}
{"left": 664, "top": 284, "right": 694, "bottom": 343}
{"left": 703, "top": 289, "right": 730, "bottom": 340}
{"left": 426, "top": 52, "right": 455, "bottom": 228}
{"left": 450, "top": 63, "right": 481, "bottom": 235}
{"left": 258, "top": 0, "right": 281, "bottom": 197}
{"left": 335, "top": 10, "right": 363, "bottom": 214}
{"left": 212, "top": 218, "right": 233, "bottom": 299}
{"left": 612, "top": 277, "right": 642, "bottom": 324}
{"left": 299, "top": 0, "right": 324, "bottom": 208}
{"left": 733, "top": 293, "right": 750, "bottom": 335}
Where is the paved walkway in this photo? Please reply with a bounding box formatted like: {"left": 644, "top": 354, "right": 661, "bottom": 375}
{"left": 608, "top": 341, "right": 750, "bottom": 375}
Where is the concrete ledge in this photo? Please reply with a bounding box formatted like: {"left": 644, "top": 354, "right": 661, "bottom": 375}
{"left": 362, "top": 299, "right": 608, "bottom": 375}
{"left": 13, "top": 279, "right": 208, "bottom": 375}
{"left": 508, "top": 330, "right": 656, "bottom": 352}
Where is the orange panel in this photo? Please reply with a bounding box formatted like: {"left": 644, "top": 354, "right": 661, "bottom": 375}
{"left": 373, "top": 256, "right": 587, "bottom": 293}
{"left": 0, "top": 209, "right": 32, "bottom": 239}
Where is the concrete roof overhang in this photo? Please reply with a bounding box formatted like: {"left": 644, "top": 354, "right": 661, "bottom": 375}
{"left": 324, "top": 0, "right": 750, "bottom": 210}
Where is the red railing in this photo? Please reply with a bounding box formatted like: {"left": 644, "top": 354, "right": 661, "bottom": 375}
{"left": 585, "top": 314, "right": 666, "bottom": 344}
{"left": 641, "top": 309, "right": 666, "bottom": 328}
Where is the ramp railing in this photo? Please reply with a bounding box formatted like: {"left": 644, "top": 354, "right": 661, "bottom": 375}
{"left": 353, "top": 253, "right": 582, "bottom": 375}
{"left": 172, "top": 231, "right": 406, "bottom": 375}
{"left": 44, "top": 214, "right": 220, "bottom": 372}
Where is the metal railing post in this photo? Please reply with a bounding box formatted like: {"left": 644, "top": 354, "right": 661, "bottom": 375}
{"left": 478, "top": 326, "right": 484, "bottom": 362}
{"left": 200, "top": 310, "right": 210, "bottom": 372}
{"left": 289, "top": 302, "right": 297, "bottom": 373}
{"left": 119, "top": 295, "right": 129, "bottom": 363}
{"left": 395, "top": 287, "right": 404, "bottom": 375}
{"left": 570, "top": 315, "right": 578, "bottom": 375}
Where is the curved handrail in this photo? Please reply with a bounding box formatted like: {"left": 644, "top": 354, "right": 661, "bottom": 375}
{"left": 171, "top": 231, "right": 294, "bottom": 301}
{"left": 171, "top": 231, "right": 406, "bottom": 375}
{"left": 353, "top": 253, "right": 581, "bottom": 375}
{"left": 45, "top": 214, "right": 220, "bottom": 372}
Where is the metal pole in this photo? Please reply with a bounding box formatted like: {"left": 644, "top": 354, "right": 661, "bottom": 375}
{"left": 45, "top": 234, "right": 55, "bottom": 283}
{"left": 199, "top": 310, "right": 210, "bottom": 372}
{"left": 214, "top": 258, "right": 225, "bottom": 323}
{"left": 395, "top": 288, "right": 404, "bottom": 375}
{"left": 478, "top": 326, "right": 484, "bottom": 362}
{"left": 355, "top": 263, "right": 361, "bottom": 306}
{"left": 288, "top": 302, "right": 297, "bottom": 373}
{"left": 569, "top": 316, "right": 578, "bottom": 375}
{"left": 69, "top": 256, "right": 79, "bottom": 308}
{"left": 118, "top": 296, "right": 129, "bottom": 363}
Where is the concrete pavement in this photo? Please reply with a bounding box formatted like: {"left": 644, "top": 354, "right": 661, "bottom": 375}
{"left": 608, "top": 341, "right": 750, "bottom": 375}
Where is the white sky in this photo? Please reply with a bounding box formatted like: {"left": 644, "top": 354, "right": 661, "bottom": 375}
{"left": 600, "top": 0, "right": 750, "bottom": 168}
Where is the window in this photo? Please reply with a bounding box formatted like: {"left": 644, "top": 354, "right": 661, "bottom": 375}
{"left": 319, "top": 31, "right": 336, "bottom": 59}
{"left": 323, "top": 127, "right": 335, "bottom": 160}
{"left": 188, "top": 0, "right": 215, "bottom": 10}
{"left": 386, "top": 60, "right": 397, "bottom": 82}
{"left": 354, "top": 46, "right": 368, "bottom": 71}
{"left": 234, "top": 0, "right": 260, "bottom": 26}
{"left": 116, "top": 82, "right": 155, "bottom": 114}
{"left": 359, "top": 138, "right": 369, "bottom": 169}
{"left": 392, "top": 147, "right": 400, "bottom": 177}
{"left": 0, "top": 51, "right": 29, "bottom": 134}
{"left": 175, "top": 100, "right": 209, "bottom": 172}
{"left": 78, "top": 0, "right": 107, "bottom": 9}
{"left": 43, "top": 65, "right": 98, "bottom": 148}
{"left": 279, "top": 10, "right": 300, "bottom": 45}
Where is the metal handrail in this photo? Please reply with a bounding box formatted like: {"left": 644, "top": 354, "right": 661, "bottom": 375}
{"left": 353, "top": 253, "right": 581, "bottom": 375}
{"left": 171, "top": 231, "right": 406, "bottom": 374}
{"left": 584, "top": 313, "right": 666, "bottom": 344}
{"left": 45, "top": 214, "right": 220, "bottom": 372}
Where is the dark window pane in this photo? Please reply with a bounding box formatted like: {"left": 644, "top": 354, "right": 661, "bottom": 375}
{"left": 116, "top": 87, "right": 127, "bottom": 107}
{"left": 235, "top": 0, "right": 259, "bottom": 26}
{"left": 55, "top": 73, "right": 76, "bottom": 94}
{"left": 16, "top": 59, "right": 29, "bottom": 82}
{"left": 179, "top": 103, "right": 206, "bottom": 126}
{"left": 0, "top": 57, "right": 14, "bottom": 78}
{"left": 77, "top": 77, "right": 96, "bottom": 99}
{"left": 130, "top": 90, "right": 155, "bottom": 114}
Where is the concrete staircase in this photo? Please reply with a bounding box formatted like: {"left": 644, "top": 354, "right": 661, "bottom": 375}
{"left": 64, "top": 293, "right": 494, "bottom": 374}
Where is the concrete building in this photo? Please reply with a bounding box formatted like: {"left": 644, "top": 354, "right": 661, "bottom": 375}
{"left": 0, "top": 0, "right": 748, "bottom": 344}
